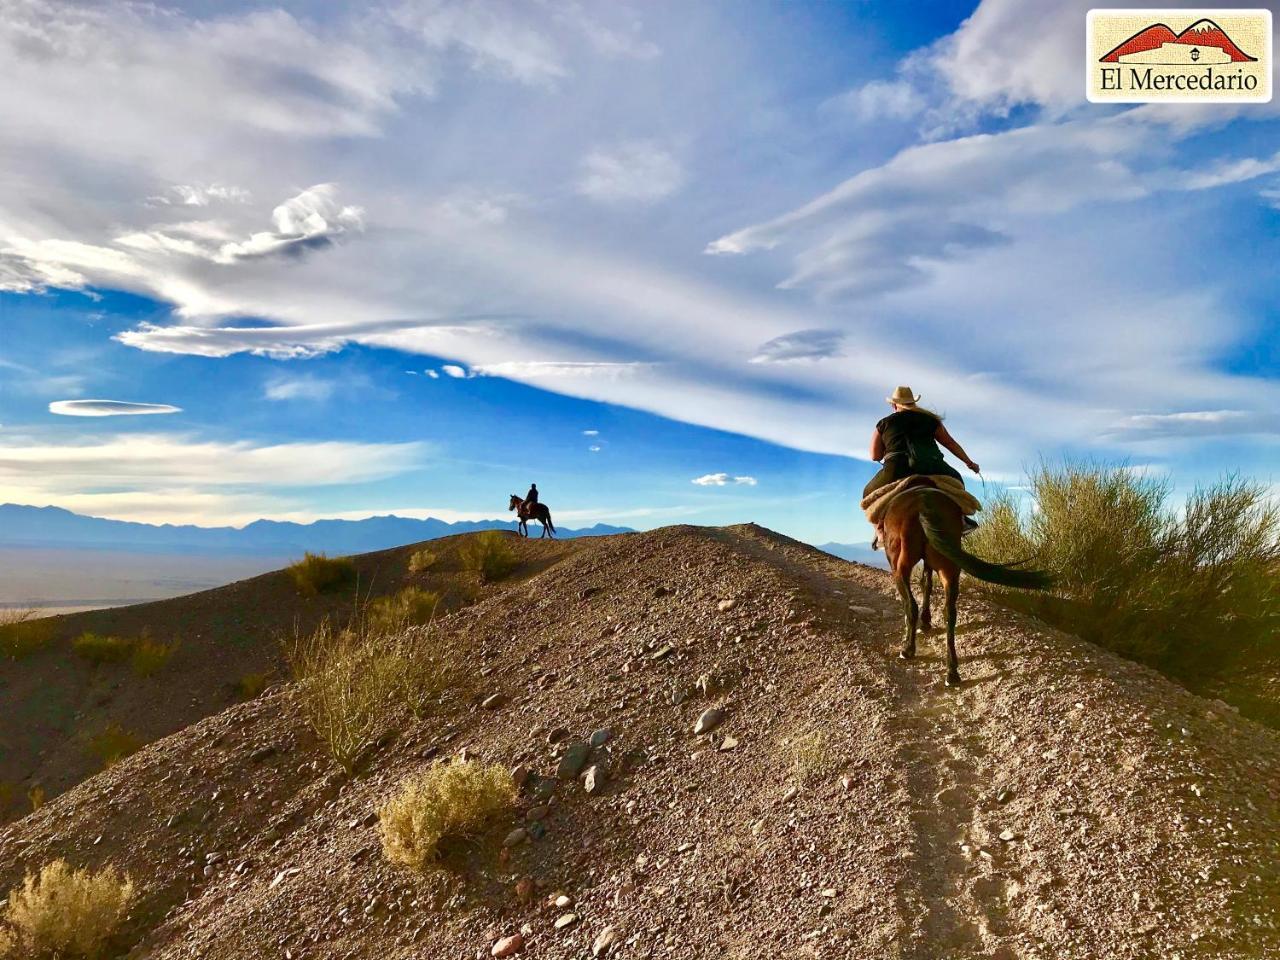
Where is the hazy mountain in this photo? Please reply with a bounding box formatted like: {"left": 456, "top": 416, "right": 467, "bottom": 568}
{"left": 817, "top": 540, "right": 888, "bottom": 569}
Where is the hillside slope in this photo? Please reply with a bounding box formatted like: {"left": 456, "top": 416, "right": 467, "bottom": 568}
{"left": 1, "top": 525, "right": 1277, "bottom": 959}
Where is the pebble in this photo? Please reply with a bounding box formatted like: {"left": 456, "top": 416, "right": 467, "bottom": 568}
{"left": 694, "top": 707, "right": 725, "bottom": 736}
{"left": 583, "top": 765, "right": 607, "bottom": 794}
{"left": 554, "top": 913, "right": 578, "bottom": 930}
{"left": 590, "top": 728, "right": 613, "bottom": 748}
{"left": 526, "top": 805, "right": 550, "bottom": 822}
{"left": 482, "top": 693, "right": 508, "bottom": 710}
{"left": 515, "top": 878, "right": 534, "bottom": 903}
{"left": 781, "top": 786, "right": 799, "bottom": 803}
{"left": 504, "top": 828, "right": 529, "bottom": 847}
{"left": 557, "top": 742, "right": 592, "bottom": 780}
{"left": 492, "top": 933, "right": 524, "bottom": 957}
{"left": 554, "top": 894, "right": 574, "bottom": 909}
{"left": 719, "top": 736, "right": 739, "bottom": 752}
{"left": 592, "top": 926, "right": 620, "bottom": 956}
{"left": 717, "top": 599, "right": 738, "bottom": 612}
{"left": 999, "top": 829, "right": 1017, "bottom": 842}
{"left": 511, "top": 765, "right": 531, "bottom": 789}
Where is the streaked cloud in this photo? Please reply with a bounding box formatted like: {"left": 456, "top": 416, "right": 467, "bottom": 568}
{"left": 750, "top": 329, "right": 844, "bottom": 363}
{"left": 263, "top": 375, "right": 337, "bottom": 402}
{"left": 48, "top": 399, "right": 182, "bottom": 417}
{"left": 692, "top": 473, "right": 757, "bottom": 487}
{"left": 577, "top": 141, "right": 684, "bottom": 204}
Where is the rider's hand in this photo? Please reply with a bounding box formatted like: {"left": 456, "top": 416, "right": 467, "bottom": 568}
{"left": 967, "top": 460, "right": 980, "bottom": 474}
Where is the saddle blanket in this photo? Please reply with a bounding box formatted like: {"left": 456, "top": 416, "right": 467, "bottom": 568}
{"left": 860, "top": 475, "right": 981, "bottom": 525}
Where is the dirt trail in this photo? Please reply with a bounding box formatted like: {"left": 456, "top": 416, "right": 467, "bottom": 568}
{"left": 1, "top": 524, "right": 1276, "bottom": 960}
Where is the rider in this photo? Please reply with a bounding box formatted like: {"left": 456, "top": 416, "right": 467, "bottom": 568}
{"left": 865, "top": 386, "right": 980, "bottom": 539}
{"left": 525, "top": 483, "right": 539, "bottom": 507}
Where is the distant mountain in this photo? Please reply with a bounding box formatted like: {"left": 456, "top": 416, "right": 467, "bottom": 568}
{"left": 0, "top": 503, "right": 632, "bottom": 556}
{"left": 817, "top": 541, "right": 888, "bottom": 569}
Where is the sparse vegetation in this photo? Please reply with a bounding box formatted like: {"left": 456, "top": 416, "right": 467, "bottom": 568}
{"left": 130, "top": 637, "right": 177, "bottom": 677}
{"left": 0, "top": 859, "right": 134, "bottom": 959}
{"left": 968, "top": 463, "right": 1280, "bottom": 677}
{"left": 288, "top": 552, "right": 356, "bottom": 596}
{"left": 86, "top": 724, "right": 142, "bottom": 770}
{"left": 71, "top": 633, "right": 134, "bottom": 665}
{"left": 407, "top": 549, "right": 437, "bottom": 573}
{"left": 288, "top": 618, "right": 454, "bottom": 771}
{"left": 378, "top": 761, "right": 516, "bottom": 871}
{"left": 26, "top": 787, "right": 43, "bottom": 813}
{"left": 0, "top": 610, "right": 54, "bottom": 660}
{"left": 234, "top": 671, "right": 273, "bottom": 700}
{"left": 367, "top": 587, "right": 440, "bottom": 633}
{"left": 784, "top": 731, "right": 838, "bottom": 785}
{"left": 459, "top": 531, "right": 516, "bottom": 583}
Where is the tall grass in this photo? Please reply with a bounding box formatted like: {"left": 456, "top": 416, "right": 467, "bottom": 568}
{"left": 459, "top": 531, "right": 516, "bottom": 583}
{"left": 287, "top": 615, "right": 455, "bottom": 772}
{"left": 367, "top": 587, "right": 440, "bottom": 633}
{"left": 0, "top": 859, "right": 134, "bottom": 959}
{"left": 0, "top": 610, "right": 54, "bottom": 660}
{"left": 288, "top": 552, "right": 356, "bottom": 596}
{"left": 378, "top": 761, "right": 515, "bottom": 871}
{"left": 968, "top": 463, "right": 1280, "bottom": 675}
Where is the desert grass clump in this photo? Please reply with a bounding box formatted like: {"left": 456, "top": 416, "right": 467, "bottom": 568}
{"left": 0, "top": 610, "right": 54, "bottom": 660}
{"left": 86, "top": 724, "right": 142, "bottom": 770}
{"left": 0, "top": 859, "right": 134, "bottom": 959}
{"left": 129, "top": 637, "right": 176, "bottom": 678}
{"left": 71, "top": 633, "right": 134, "bottom": 665}
{"left": 26, "top": 787, "right": 44, "bottom": 813}
{"left": 968, "top": 462, "right": 1280, "bottom": 675}
{"left": 288, "top": 619, "right": 454, "bottom": 772}
{"left": 378, "top": 761, "right": 516, "bottom": 870}
{"left": 288, "top": 552, "right": 356, "bottom": 597}
{"left": 235, "top": 671, "right": 273, "bottom": 700}
{"left": 784, "top": 731, "right": 838, "bottom": 785}
{"left": 459, "top": 531, "right": 516, "bottom": 583}
{"left": 367, "top": 587, "right": 440, "bottom": 633}
{"left": 407, "top": 549, "right": 437, "bottom": 573}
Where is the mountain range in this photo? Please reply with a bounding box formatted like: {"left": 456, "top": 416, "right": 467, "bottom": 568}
{"left": 1101, "top": 18, "right": 1257, "bottom": 63}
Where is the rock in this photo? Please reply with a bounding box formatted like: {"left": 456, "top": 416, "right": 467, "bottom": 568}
{"left": 650, "top": 645, "right": 674, "bottom": 660}
{"left": 531, "top": 777, "right": 557, "bottom": 802}
{"left": 504, "top": 828, "right": 529, "bottom": 847}
{"left": 528, "top": 821, "right": 548, "bottom": 840}
{"left": 511, "top": 765, "right": 531, "bottom": 789}
{"left": 547, "top": 727, "right": 570, "bottom": 744}
{"left": 590, "top": 728, "right": 613, "bottom": 748}
{"left": 526, "top": 805, "right": 550, "bottom": 822}
{"left": 583, "top": 764, "right": 608, "bottom": 794}
{"left": 557, "top": 741, "right": 592, "bottom": 780}
{"left": 515, "top": 877, "right": 534, "bottom": 903}
{"left": 998, "top": 829, "right": 1017, "bottom": 842}
{"left": 849, "top": 605, "right": 877, "bottom": 616}
{"left": 554, "top": 913, "right": 578, "bottom": 930}
{"left": 694, "top": 707, "right": 725, "bottom": 736}
{"left": 250, "top": 744, "right": 277, "bottom": 762}
{"left": 554, "top": 894, "right": 574, "bottom": 909}
{"left": 482, "top": 693, "right": 508, "bottom": 710}
{"left": 840, "top": 775, "right": 855, "bottom": 792}
{"left": 717, "top": 598, "right": 738, "bottom": 612}
{"left": 781, "top": 786, "right": 799, "bottom": 803}
{"left": 996, "top": 789, "right": 1013, "bottom": 804}
{"left": 719, "top": 736, "right": 739, "bottom": 752}
{"left": 592, "top": 926, "right": 620, "bottom": 956}
{"left": 492, "top": 933, "right": 524, "bottom": 957}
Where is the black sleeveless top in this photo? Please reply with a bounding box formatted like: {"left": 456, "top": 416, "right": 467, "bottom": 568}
{"left": 876, "top": 410, "right": 946, "bottom": 471}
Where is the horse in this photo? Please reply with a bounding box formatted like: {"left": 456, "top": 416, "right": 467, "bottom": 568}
{"left": 879, "top": 477, "right": 1052, "bottom": 686}
{"left": 508, "top": 494, "right": 556, "bottom": 539}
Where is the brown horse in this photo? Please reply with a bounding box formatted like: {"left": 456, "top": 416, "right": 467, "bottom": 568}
{"left": 508, "top": 494, "right": 556, "bottom": 538}
{"left": 879, "top": 477, "right": 1052, "bottom": 686}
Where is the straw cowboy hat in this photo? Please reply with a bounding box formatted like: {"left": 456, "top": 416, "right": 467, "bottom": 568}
{"left": 886, "top": 385, "right": 922, "bottom": 407}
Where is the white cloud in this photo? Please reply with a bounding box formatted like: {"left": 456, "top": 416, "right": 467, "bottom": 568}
{"left": 582, "top": 429, "right": 599, "bottom": 436}
{"left": 692, "top": 473, "right": 757, "bottom": 487}
{"left": 750, "top": 329, "right": 843, "bottom": 363}
{"left": 441, "top": 364, "right": 470, "bottom": 378}
{"left": 577, "top": 141, "right": 684, "bottom": 204}
{"left": 473, "top": 361, "right": 651, "bottom": 379}
{"left": 264, "top": 375, "right": 337, "bottom": 402}
{"left": 48, "top": 400, "right": 182, "bottom": 418}
{"left": 826, "top": 79, "right": 925, "bottom": 122}
{"left": 148, "top": 183, "right": 251, "bottom": 207}
{"left": 1111, "top": 410, "right": 1280, "bottom": 439}
{"left": 588, "top": 444, "right": 602, "bottom": 452}
{"left": 425, "top": 369, "right": 441, "bottom": 379}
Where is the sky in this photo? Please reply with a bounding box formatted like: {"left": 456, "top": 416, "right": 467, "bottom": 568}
{"left": 0, "top": 0, "right": 1278, "bottom": 547}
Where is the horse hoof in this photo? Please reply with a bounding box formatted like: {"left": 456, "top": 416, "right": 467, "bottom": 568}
{"left": 899, "top": 650, "right": 915, "bottom": 661}
{"left": 945, "top": 672, "right": 962, "bottom": 687}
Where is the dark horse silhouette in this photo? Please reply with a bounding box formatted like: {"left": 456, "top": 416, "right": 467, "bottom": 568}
{"left": 508, "top": 494, "right": 556, "bottom": 538}
{"left": 879, "top": 477, "right": 1052, "bottom": 686}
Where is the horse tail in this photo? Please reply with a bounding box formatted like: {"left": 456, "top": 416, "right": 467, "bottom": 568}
{"left": 543, "top": 506, "right": 556, "bottom": 536}
{"left": 916, "top": 489, "right": 1053, "bottom": 591}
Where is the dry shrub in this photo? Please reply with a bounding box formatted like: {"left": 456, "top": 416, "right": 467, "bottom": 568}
{"left": 407, "top": 549, "right": 437, "bottom": 573}
{"left": 368, "top": 587, "right": 440, "bottom": 633}
{"left": 129, "top": 637, "right": 176, "bottom": 678}
{"left": 0, "top": 611, "right": 54, "bottom": 660}
{"left": 26, "top": 787, "right": 43, "bottom": 813}
{"left": 378, "top": 761, "right": 515, "bottom": 870}
{"left": 459, "top": 531, "right": 516, "bottom": 583}
{"left": 86, "top": 725, "right": 142, "bottom": 770}
{"left": 235, "top": 671, "right": 272, "bottom": 700}
{"left": 968, "top": 463, "right": 1280, "bottom": 676}
{"left": 288, "top": 552, "right": 356, "bottom": 597}
{"left": 1, "top": 859, "right": 134, "bottom": 959}
{"left": 71, "top": 633, "right": 134, "bottom": 665}
{"left": 288, "top": 619, "right": 454, "bottom": 772}
{"left": 784, "top": 731, "right": 837, "bottom": 785}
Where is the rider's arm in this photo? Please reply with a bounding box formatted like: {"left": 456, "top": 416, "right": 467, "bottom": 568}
{"left": 870, "top": 429, "right": 885, "bottom": 462}
{"left": 935, "top": 423, "right": 979, "bottom": 473}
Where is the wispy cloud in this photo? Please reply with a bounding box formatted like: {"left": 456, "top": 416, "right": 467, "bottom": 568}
{"left": 577, "top": 141, "right": 684, "bottom": 204}
{"left": 48, "top": 400, "right": 182, "bottom": 417}
{"left": 264, "top": 375, "right": 337, "bottom": 402}
{"left": 474, "top": 361, "right": 651, "bottom": 379}
{"left": 692, "top": 473, "right": 757, "bottom": 487}
{"left": 750, "top": 329, "right": 844, "bottom": 363}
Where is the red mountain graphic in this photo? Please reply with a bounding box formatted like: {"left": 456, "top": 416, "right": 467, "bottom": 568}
{"left": 1100, "top": 18, "right": 1257, "bottom": 63}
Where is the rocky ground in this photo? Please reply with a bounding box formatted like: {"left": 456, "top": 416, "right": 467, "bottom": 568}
{"left": 1, "top": 524, "right": 1277, "bottom": 959}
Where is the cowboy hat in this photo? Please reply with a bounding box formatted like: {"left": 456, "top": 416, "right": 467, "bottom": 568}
{"left": 886, "top": 385, "right": 921, "bottom": 406}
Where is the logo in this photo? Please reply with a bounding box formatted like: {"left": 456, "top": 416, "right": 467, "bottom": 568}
{"left": 1087, "top": 9, "right": 1272, "bottom": 103}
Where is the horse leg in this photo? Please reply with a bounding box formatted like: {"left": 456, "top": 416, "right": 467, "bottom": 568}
{"left": 940, "top": 566, "right": 961, "bottom": 686}
{"left": 919, "top": 566, "right": 933, "bottom": 632}
{"left": 539, "top": 519, "right": 549, "bottom": 539}
{"left": 893, "top": 565, "right": 918, "bottom": 660}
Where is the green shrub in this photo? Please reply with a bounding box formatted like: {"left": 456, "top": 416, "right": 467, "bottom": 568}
{"left": 235, "top": 671, "right": 273, "bottom": 700}
{"left": 407, "top": 549, "right": 437, "bottom": 573}
{"left": 459, "top": 531, "right": 516, "bottom": 583}
{"left": 1, "top": 858, "right": 134, "bottom": 958}
{"left": 71, "top": 633, "right": 134, "bottom": 665}
{"left": 968, "top": 463, "right": 1280, "bottom": 675}
{"left": 86, "top": 724, "right": 142, "bottom": 770}
{"left": 288, "top": 552, "right": 356, "bottom": 596}
{"left": 367, "top": 588, "right": 440, "bottom": 633}
{"left": 130, "top": 637, "right": 176, "bottom": 677}
{"left": 378, "top": 761, "right": 516, "bottom": 870}
{"left": 0, "top": 610, "right": 54, "bottom": 660}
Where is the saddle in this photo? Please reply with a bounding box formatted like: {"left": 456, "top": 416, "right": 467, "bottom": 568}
{"left": 861, "top": 474, "right": 980, "bottom": 526}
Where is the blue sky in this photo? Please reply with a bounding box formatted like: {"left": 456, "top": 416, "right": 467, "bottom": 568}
{"left": 0, "top": 0, "right": 1277, "bottom": 547}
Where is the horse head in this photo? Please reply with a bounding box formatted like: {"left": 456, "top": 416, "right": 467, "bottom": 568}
{"left": 508, "top": 494, "right": 520, "bottom": 512}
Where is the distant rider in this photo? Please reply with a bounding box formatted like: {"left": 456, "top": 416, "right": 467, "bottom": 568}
{"left": 525, "top": 483, "right": 539, "bottom": 507}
